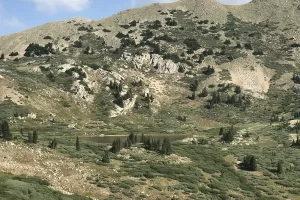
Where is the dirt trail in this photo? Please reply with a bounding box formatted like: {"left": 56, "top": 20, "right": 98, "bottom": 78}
{"left": 0, "top": 141, "right": 109, "bottom": 199}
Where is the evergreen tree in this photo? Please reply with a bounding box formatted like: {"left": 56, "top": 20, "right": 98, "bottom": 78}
{"left": 241, "top": 155, "right": 257, "bottom": 171}
{"left": 28, "top": 132, "right": 33, "bottom": 143}
{"left": 199, "top": 87, "right": 208, "bottom": 97}
{"left": 33, "top": 130, "right": 38, "bottom": 144}
{"left": 2, "top": 120, "right": 13, "bottom": 140}
{"left": 128, "top": 133, "right": 135, "bottom": 144}
{"left": 0, "top": 53, "right": 4, "bottom": 59}
{"left": 162, "top": 137, "right": 172, "bottom": 155}
{"left": 49, "top": 138, "right": 57, "bottom": 149}
{"left": 222, "top": 125, "right": 235, "bottom": 143}
{"left": 102, "top": 151, "right": 110, "bottom": 163}
{"left": 219, "top": 127, "right": 224, "bottom": 135}
{"left": 141, "top": 133, "right": 145, "bottom": 143}
{"left": 110, "top": 138, "right": 122, "bottom": 153}
{"left": 277, "top": 160, "right": 284, "bottom": 174}
{"left": 76, "top": 136, "right": 81, "bottom": 151}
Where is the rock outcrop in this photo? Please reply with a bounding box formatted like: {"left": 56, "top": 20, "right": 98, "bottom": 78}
{"left": 122, "top": 53, "right": 179, "bottom": 74}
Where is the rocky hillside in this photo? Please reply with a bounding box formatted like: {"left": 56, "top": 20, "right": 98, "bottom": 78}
{"left": 0, "top": 0, "right": 300, "bottom": 134}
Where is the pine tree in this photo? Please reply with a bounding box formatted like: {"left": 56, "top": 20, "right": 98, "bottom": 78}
{"left": 277, "top": 160, "right": 283, "bottom": 174}
{"left": 162, "top": 137, "right": 172, "bottom": 155}
{"left": 76, "top": 136, "right": 81, "bottom": 151}
{"left": 102, "top": 151, "right": 110, "bottom": 163}
{"left": 33, "top": 130, "right": 38, "bottom": 144}
{"left": 128, "top": 133, "right": 135, "bottom": 144}
{"left": 0, "top": 53, "right": 4, "bottom": 60}
{"left": 49, "top": 138, "right": 57, "bottom": 149}
{"left": 242, "top": 155, "right": 257, "bottom": 171}
{"left": 110, "top": 138, "right": 122, "bottom": 153}
{"left": 219, "top": 127, "right": 224, "bottom": 135}
{"left": 2, "top": 120, "right": 13, "bottom": 140}
{"left": 141, "top": 133, "right": 145, "bottom": 143}
{"left": 28, "top": 132, "right": 33, "bottom": 143}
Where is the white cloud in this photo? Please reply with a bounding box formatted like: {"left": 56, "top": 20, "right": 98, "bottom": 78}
{"left": 3, "top": 17, "right": 26, "bottom": 28}
{"left": 130, "top": 0, "right": 177, "bottom": 7}
{"left": 28, "top": 0, "right": 91, "bottom": 13}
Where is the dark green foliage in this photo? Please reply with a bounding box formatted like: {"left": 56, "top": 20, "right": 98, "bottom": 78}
{"left": 290, "top": 43, "right": 300, "bottom": 48}
{"left": 9, "top": 52, "right": 19, "bottom": 56}
{"left": 65, "top": 67, "right": 86, "bottom": 80}
{"left": 33, "top": 130, "right": 38, "bottom": 144}
{"left": 183, "top": 38, "right": 200, "bottom": 53}
{"left": 219, "top": 127, "right": 224, "bottom": 135}
{"left": 199, "top": 87, "right": 208, "bottom": 97}
{"left": 166, "top": 19, "right": 178, "bottom": 26}
{"left": 222, "top": 125, "right": 235, "bottom": 143}
{"left": 48, "top": 138, "right": 57, "bottom": 149}
{"left": 235, "top": 86, "right": 241, "bottom": 94}
{"left": 198, "top": 20, "right": 209, "bottom": 24}
{"left": 147, "top": 20, "right": 162, "bottom": 29}
{"left": 140, "top": 29, "right": 153, "bottom": 41}
{"left": 43, "top": 35, "right": 52, "bottom": 40}
{"left": 144, "top": 137, "right": 161, "bottom": 152}
{"left": 129, "top": 20, "right": 138, "bottom": 27}
{"left": 189, "top": 80, "right": 199, "bottom": 92}
{"left": 102, "top": 151, "right": 110, "bottom": 163}
{"left": 161, "top": 137, "right": 172, "bottom": 155}
{"left": 244, "top": 43, "right": 253, "bottom": 50}
{"left": 292, "top": 74, "right": 300, "bottom": 84}
{"left": 28, "top": 132, "right": 33, "bottom": 143}
{"left": 73, "top": 40, "right": 83, "bottom": 48}
{"left": 24, "top": 43, "right": 55, "bottom": 57}
{"left": 0, "top": 53, "right": 4, "bottom": 59}
{"left": 154, "top": 34, "right": 177, "bottom": 42}
{"left": 1, "top": 120, "right": 13, "bottom": 140}
{"left": 77, "top": 26, "right": 93, "bottom": 32}
{"left": 203, "top": 65, "right": 215, "bottom": 75}
{"left": 163, "top": 53, "right": 180, "bottom": 63}
{"left": 76, "top": 136, "right": 80, "bottom": 151}
{"left": 241, "top": 155, "right": 257, "bottom": 171}
{"left": 140, "top": 133, "right": 145, "bottom": 143}
{"left": 277, "top": 160, "right": 283, "bottom": 174}
{"left": 102, "top": 28, "right": 111, "bottom": 32}
{"left": 116, "top": 32, "right": 129, "bottom": 39}
{"left": 128, "top": 133, "right": 136, "bottom": 144}
{"left": 119, "top": 24, "right": 130, "bottom": 29}
{"left": 253, "top": 50, "right": 264, "bottom": 55}
{"left": 120, "top": 38, "right": 136, "bottom": 48}
{"left": 110, "top": 138, "right": 122, "bottom": 153}
{"left": 224, "top": 39, "right": 231, "bottom": 45}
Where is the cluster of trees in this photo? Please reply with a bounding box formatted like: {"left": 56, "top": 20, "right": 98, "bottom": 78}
{"left": 110, "top": 133, "right": 138, "bottom": 154}
{"left": 147, "top": 20, "right": 162, "bottom": 29}
{"left": 208, "top": 91, "right": 250, "bottom": 109}
{"left": 154, "top": 34, "right": 177, "bottom": 42}
{"left": 108, "top": 80, "right": 134, "bottom": 108}
{"left": 24, "top": 43, "right": 55, "bottom": 57}
{"left": 110, "top": 133, "right": 172, "bottom": 156}
{"left": 165, "top": 19, "right": 178, "bottom": 26}
{"left": 220, "top": 125, "right": 236, "bottom": 143}
{"left": 202, "top": 65, "right": 215, "bottom": 75}
{"left": 240, "top": 155, "right": 257, "bottom": 171}
{"left": 27, "top": 130, "right": 38, "bottom": 144}
{"left": 143, "top": 137, "right": 172, "bottom": 155}
{"left": 183, "top": 38, "right": 201, "bottom": 54}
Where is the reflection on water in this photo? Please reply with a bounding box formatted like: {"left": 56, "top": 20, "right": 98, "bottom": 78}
{"left": 81, "top": 134, "right": 190, "bottom": 144}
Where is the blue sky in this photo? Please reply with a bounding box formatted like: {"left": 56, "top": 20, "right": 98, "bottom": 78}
{"left": 0, "top": 0, "right": 251, "bottom": 36}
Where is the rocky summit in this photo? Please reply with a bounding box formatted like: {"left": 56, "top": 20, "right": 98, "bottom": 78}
{"left": 1, "top": 0, "right": 300, "bottom": 199}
